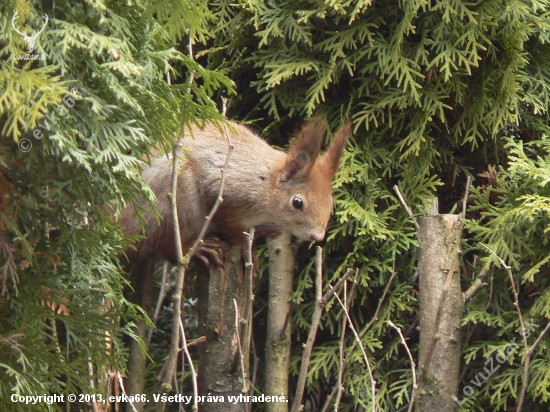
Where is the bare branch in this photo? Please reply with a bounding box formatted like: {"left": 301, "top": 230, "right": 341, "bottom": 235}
{"left": 178, "top": 318, "right": 198, "bottom": 410}
{"left": 394, "top": 185, "right": 419, "bottom": 230}
{"left": 334, "top": 271, "right": 358, "bottom": 411}
{"left": 320, "top": 268, "right": 354, "bottom": 305}
{"left": 87, "top": 360, "right": 99, "bottom": 412}
{"left": 480, "top": 243, "right": 528, "bottom": 412}
{"left": 461, "top": 176, "right": 473, "bottom": 219}
{"left": 358, "top": 264, "right": 398, "bottom": 340}
{"left": 322, "top": 263, "right": 398, "bottom": 411}
{"left": 335, "top": 292, "right": 376, "bottom": 412}
{"left": 186, "top": 29, "right": 196, "bottom": 93}
{"left": 320, "top": 386, "right": 338, "bottom": 412}
{"left": 291, "top": 247, "right": 324, "bottom": 412}
{"left": 183, "top": 102, "right": 234, "bottom": 263}
{"left": 242, "top": 229, "right": 255, "bottom": 400}
{"left": 148, "top": 261, "right": 170, "bottom": 345}
{"left": 117, "top": 371, "right": 139, "bottom": 412}
{"left": 463, "top": 269, "right": 488, "bottom": 302}
{"left": 528, "top": 322, "right": 550, "bottom": 357}
{"left": 234, "top": 298, "right": 249, "bottom": 392}
{"left": 247, "top": 338, "right": 260, "bottom": 412}
{"left": 292, "top": 259, "right": 355, "bottom": 412}
{"left": 388, "top": 321, "right": 417, "bottom": 412}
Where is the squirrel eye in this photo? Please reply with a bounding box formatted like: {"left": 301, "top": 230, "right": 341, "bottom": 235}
{"left": 292, "top": 196, "right": 304, "bottom": 210}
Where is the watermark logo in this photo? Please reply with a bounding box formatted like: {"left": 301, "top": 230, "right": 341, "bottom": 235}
{"left": 12, "top": 11, "right": 48, "bottom": 60}
{"left": 452, "top": 319, "right": 540, "bottom": 406}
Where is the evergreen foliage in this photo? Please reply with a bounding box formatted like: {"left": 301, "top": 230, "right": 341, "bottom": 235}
{"left": 0, "top": 1, "right": 230, "bottom": 410}
{"left": 207, "top": 0, "right": 550, "bottom": 410}
{"left": 2, "top": 0, "right": 550, "bottom": 411}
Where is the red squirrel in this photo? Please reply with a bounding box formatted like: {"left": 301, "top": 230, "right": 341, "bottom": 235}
{"left": 119, "top": 118, "right": 350, "bottom": 264}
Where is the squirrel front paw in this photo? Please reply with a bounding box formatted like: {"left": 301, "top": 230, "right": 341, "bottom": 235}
{"left": 195, "top": 237, "right": 226, "bottom": 268}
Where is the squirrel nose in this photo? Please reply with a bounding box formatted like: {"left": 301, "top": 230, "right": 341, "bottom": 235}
{"left": 311, "top": 230, "right": 325, "bottom": 242}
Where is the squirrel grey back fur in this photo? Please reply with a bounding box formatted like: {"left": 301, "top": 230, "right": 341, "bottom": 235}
{"left": 120, "top": 119, "right": 350, "bottom": 264}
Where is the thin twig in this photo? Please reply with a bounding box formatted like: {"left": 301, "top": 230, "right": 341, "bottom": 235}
{"left": 184, "top": 106, "right": 234, "bottom": 263}
{"left": 178, "top": 318, "right": 198, "bottom": 410}
{"left": 388, "top": 321, "right": 417, "bottom": 412}
{"left": 156, "top": 137, "right": 187, "bottom": 401}
{"left": 480, "top": 243, "right": 528, "bottom": 412}
{"left": 185, "top": 30, "right": 196, "bottom": 93}
{"left": 461, "top": 176, "right": 473, "bottom": 219}
{"left": 117, "top": 371, "right": 139, "bottom": 412}
{"left": 149, "top": 261, "right": 170, "bottom": 345}
{"left": 291, "top": 247, "right": 324, "bottom": 412}
{"left": 104, "top": 369, "right": 113, "bottom": 409}
{"left": 334, "top": 292, "right": 376, "bottom": 412}
{"left": 483, "top": 248, "right": 550, "bottom": 412}
{"left": 334, "top": 271, "right": 359, "bottom": 411}
{"left": 320, "top": 268, "right": 354, "bottom": 306}
{"left": 292, "top": 263, "right": 354, "bottom": 412}
{"left": 358, "top": 265, "right": 398, "bottom": 340}
{"left": 247, "top": 338, "right": 260, "bottom": 412}
{"left": 234, "top": 298, "right": 249, "bottom": 392}
{"left": 320, "top": 386, "right": 338, "bottom": 412}
{"left": 463, "top": 269, "right": 489, "bottom": 302}
{"left": 394, "top": 185, "right": 419, "bottom": 230}
{"left": 322, "top": 264, "right": 397, "bottom": 412}
{"left": 485, "top": 272, "right": 494, "bottom": 311}
{"left": 528, "top": 321, "right": 550, "bottom": 357}
{"left": 178, "top": 315, "right": 184, "bottom": 412}
{"left": 242, "top": 229, "right": 255, "bottom": 401}
{"left": 87, "top": 360, "right": 99, "bottom": 412}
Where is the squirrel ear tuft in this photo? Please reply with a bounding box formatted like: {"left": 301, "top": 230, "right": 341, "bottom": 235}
{"left": 320, "top": 119, "right": 351, "bottom": 178}
{"left": 279, "top": 118, "right": 326, "bottom": 182}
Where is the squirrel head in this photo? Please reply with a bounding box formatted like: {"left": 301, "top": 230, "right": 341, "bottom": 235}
{"left": 272, "top": 118, "right": 351, "bottom": 242}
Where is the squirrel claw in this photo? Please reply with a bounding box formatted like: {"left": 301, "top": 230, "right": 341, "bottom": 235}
{"left": 195, "top": 238, "right": 225, "bottom": 267}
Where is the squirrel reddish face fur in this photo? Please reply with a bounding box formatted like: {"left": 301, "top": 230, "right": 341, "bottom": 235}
{"left": 120, "top": 118, "right": 350, "bottom": 264}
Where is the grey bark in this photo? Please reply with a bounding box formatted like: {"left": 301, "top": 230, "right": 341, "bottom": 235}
{"left": 416, "top": 213, "right": 464, "bottom": 412}
{"left": 264, "top": 232, "right": 294, "bottom": 412}
{"left": 197, "top": 243, "right": 245, "bottom": 412}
